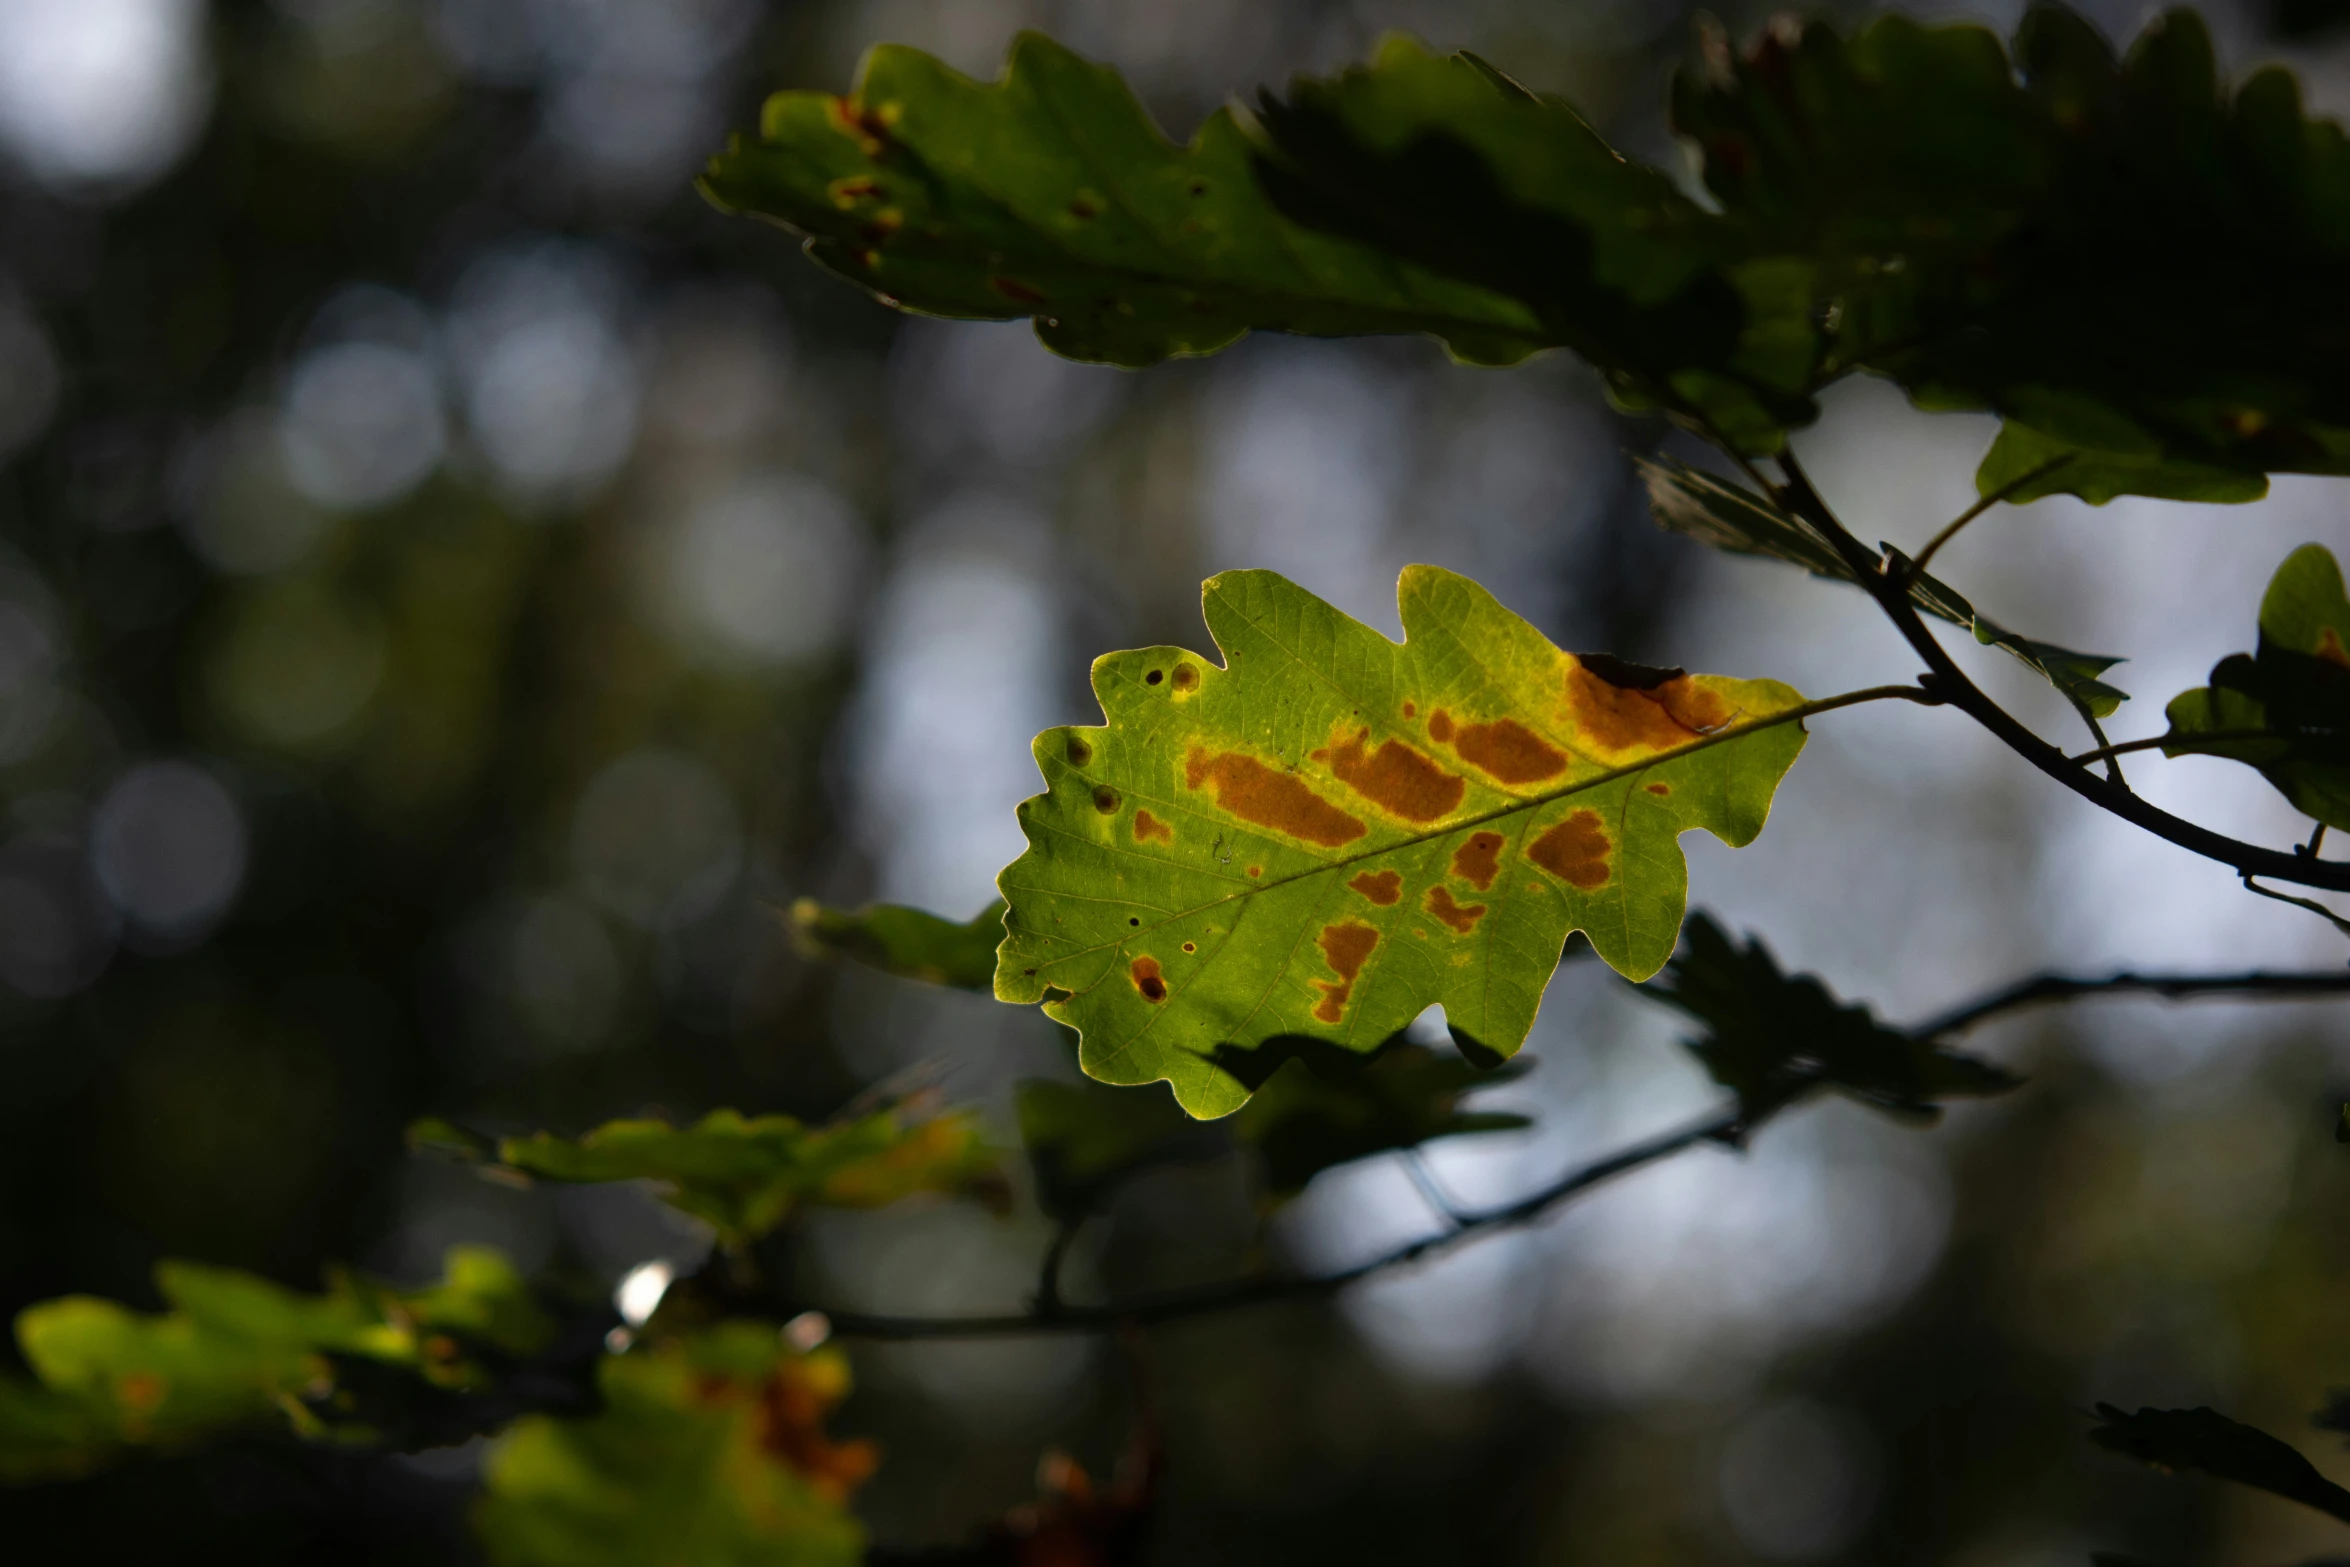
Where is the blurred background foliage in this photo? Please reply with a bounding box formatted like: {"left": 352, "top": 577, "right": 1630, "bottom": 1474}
{"left": 4, "top": 0, "right": 2350, "bottom": 1562}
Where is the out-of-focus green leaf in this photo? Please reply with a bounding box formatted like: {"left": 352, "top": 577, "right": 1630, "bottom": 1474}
{"left": 496, "top": 1107, "right": 1008, "bottom": 1249}
{"left": 1641, "top": 458, "right": 2128, "bottom": 720}
{"left": 2165, "top": 544, "right": 2350, "bottom": 828}
{"left": 1644, "top": 914, "right": 2021, "bottom": 1123}
{"left": 994, "top": 565, "right": 1809, "bottom": 1117}
{"left": 2090, "top": 1404, "right": 2350, "bottom": 1524}
{"left": 0, "top": 1247, "right": 556, "bottom": 1480}
{"left": 1235, "top": 1042, "right": 1529, "bottom": 1201}
{"left": 1015, "top": 1076, "right": 1208, "bottom": 1222}
{"left": 700, "top": 33, "right": 1549, "bottom": 368}
{"left": 1674, "top": 6, "right": 2350, "bottom": 504}
{"left": 788, "top": 897, "right": 1004, "bottom": 990}
{"left": 476, "top": 1323, "right": 873, "bottom": 1567}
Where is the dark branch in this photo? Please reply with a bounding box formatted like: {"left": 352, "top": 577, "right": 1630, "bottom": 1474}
{"left": 1912, "top": 967, "right": 2350, "bottom": 1039}
{"left": 810, "top": 1107, "right": 1744, "bottom": 1340}
{"left": 1767, "top": 450, "right": 2350, "bottom": 893}
{"left": 773, "top": 950, "right": 2350, "bottom": 1343}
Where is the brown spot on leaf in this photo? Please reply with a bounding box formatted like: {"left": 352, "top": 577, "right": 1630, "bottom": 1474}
{"left": 1310, "top": 922, "right": 1378, "bottom": 1024}
{"left": 1130, "top": 956, "right": 1167, "bottom": 1003}
{"left": 990, "top": 276, "right": 1047, "bottom": 305}
{"left": 1646, "top": 782, "right": 1672, "bottom": 796}
{"left": 1247, "top": 865, "right": 1263, "bottom": 878}
{"left": 1187, "top": 179, "right": 1210, "bottom": 196}
{"left": 1069, "top": 196, "right": 1100, "bottom": 219}
{"left": 1562, "top": 659, "right": 1732, "bottom": 752}
{"left": 823, "top": 96, "right": 893, "bottom": 156}
{"left": 1065, "top": 734, "right": 1093, "bottom": 766}
{"left": 1181, "top": 941, "right": 1196, "bottom": 953}
{"left": 1171, "top": 664, "right": 1200, "bottom": 693}
{"left": 1183, "top": 749, "right": 1366, "bottom": 846}
{"left": 2320, "top": 627, "right": 2350, "bottom": 669}
{"left": 1450, "top": 831, "right": 1505, "bottom": 891}
{"left": 1402, "top": 701, "right": 1416, "bottom": 718}
{"left": 1427, "top": 710, "right": 1455, "bottom": 742}
{"left": 1445, "top": 716, "right": 1569, "bottom": 784}
{"left": 1528, "top": 810, "right": 1613, "bottom": 890}
{"left": 1349, "top": 869, "right": 1403, "bottom": 905}
{"left": 1092, "top": 785, "right": 1121, "bottom": 815}
{"left": 1317, "top": 728, "right": 1465, "bottom": 822}
{"left": 826, "top": 175, "right": 884, "bottom": 208}
{"left": 1133, "top": 809, "right": 1173, "bottom": 844}
{"left": 1424, "top": 886, "right": 1486, "bottom": 933}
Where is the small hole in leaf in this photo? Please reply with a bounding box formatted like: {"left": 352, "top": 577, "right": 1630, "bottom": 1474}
{"left": 1145, "top": 668, "right": 1164, "bottom": 686}
{"left": 1128, "top": 916, "right": 1141, "bottom": 926}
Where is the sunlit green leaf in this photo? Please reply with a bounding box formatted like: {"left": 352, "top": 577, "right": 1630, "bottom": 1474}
{"left": 1644, "top": 914, "right": 2021, "bottom": 1123}
{"left": 2090, "top": 1404, "right": 2350, "bottom": 1524}
{"left": 0, "top": 1247, "right": 555, "bottom": 1481}
{"left": 1640, "top": 458, "right": 2128, "bottom": 719}
{"left": 787, "top": 896, "right": 1004, "bottom": 990}
{"left": 496, "top": 1107, "right": 1008, "bottom": 1249}
{"left": 700, "top": 33, "right": 1549, "bottom": 368}
{"left": 2165, "top": 543, "right": 2350, "bottom": 828}
{"left": 476, "top": 1323, "right": 873, "bottom": 1567}
{"left": 994, "top": 565, "right": 1809, "bottom": 1117}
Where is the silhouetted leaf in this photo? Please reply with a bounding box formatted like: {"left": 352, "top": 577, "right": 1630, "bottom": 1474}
{"left": 1246, "top": 38, "right": 1812, "bottom": 448}
{"left": 994, "top": 566, "right": 1810, "bottom": 1116}
{"left": 789, "top": 897, "right": 1005, "bottom": 990}
{"left": 2166, "top": 544, "right": 2350, "bottom": 827}
{"left": 699, "top": 34, "right": 1548, "bottom": 368}
{"left": 1642, "top": 457, "right": 2128, "bottom": 719}
{"left": 476, "top": 1322, "right": 873, "bottom": 1567}
{"left": 495, "top": 1106, "right": 1008, "bottom": 1250}
{"left": 1235, "top": 1042, "right": 1528, "bottom": 1201}
{"left": 1645, "top": 914, "right": 2022, "bottom": 1123}
{"left": 2090, "top": 1404, "right": 2350, "bottom": 1524}
{"left": 1015, "top": 1076, "right": 1212, "bottom": 1222}
{"left": 1674, "top": 5, "right": 2350, "bottom": 504}
{"left": 0, "top": 1247, "right": 555, "bottom": 1480}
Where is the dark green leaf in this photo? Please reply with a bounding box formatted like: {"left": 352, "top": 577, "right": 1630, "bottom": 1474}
{"left": 2089, "top": 1404, "right": 2350, "bottom": 1524}
{"left": 1015, "top": 1075, "right": 1213, "bottom": 1221}
{"left": 1248, "top": 39, "right": 1812, "bottom": 447}
{"left": 788, "top": 897, "right": 1005, "bottom": 990}
{"left": 1644, "top": 914, "right": 2022, "bottom": 1123}
{"left": 495, "top": 1106, "right": 1009, "bottom": 1250}
{"left": 1642, "top": 458, "right": 2128, "bottom": 719}
{"left": 476, "top": 1323, "right": 872, "bottom": 1567}
{"left": 1673, "top": 6, "right": 2350, "bottom": 504}
{"left": 1234, "top": 1042, "right": 1530, "bottom": 1201}
{"left": 2165, "top": 544, "right": 2350, "bottom": 827}
{"left": 699, "top": 34, "right": 1548, "bottom": 368}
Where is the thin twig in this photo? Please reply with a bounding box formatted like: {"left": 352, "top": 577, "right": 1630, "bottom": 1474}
{"left": 1763, "top": 448, "right": 2350, "bottom": 893}
{"left": 2066, "top": 729, "right": 2282, "bottom": 770}
{"left": 2240, "top": 877, "right": 2350, "bottom": 942}
{"left": 810, "top": 1106, "right": 1745, "bottom": 1340}
{"left": 1907, "top": 455, "right": 2073, "bottom": 578}
{"left": 2309, "top": 824, "right": 2330, "bottom": 860}
{"left": 769, "top": 953, "right": 2350, "bottom": 1341}
{"left": 1913, "top": 967, "right": 2350, "bottom": 1037}
{"left": 1399, "top": 1149, "right": 1468, "bottom": 1229}
{"left": 1035, "top": 1218, "right": 1083, "bottom": 1316}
